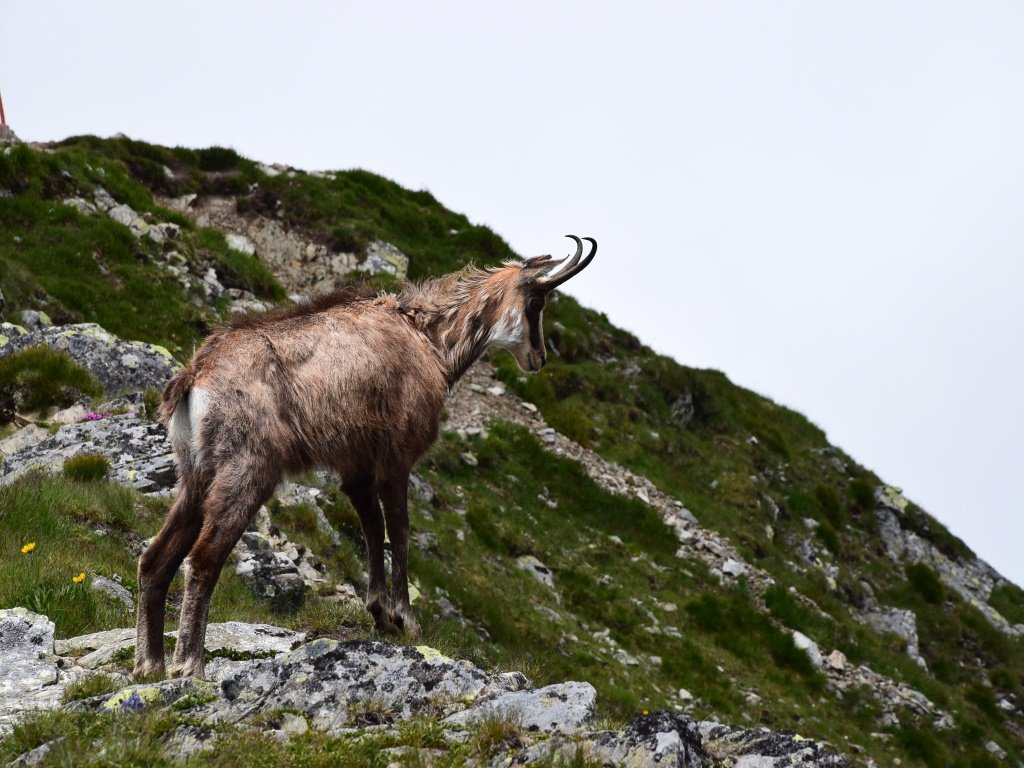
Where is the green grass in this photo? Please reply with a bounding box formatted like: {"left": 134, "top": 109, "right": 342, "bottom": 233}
{"left": 0, "top": 472, "right": 155, "bottom": 637}
{"left": 0, "top": 345, "right": 103, "bottom": 415}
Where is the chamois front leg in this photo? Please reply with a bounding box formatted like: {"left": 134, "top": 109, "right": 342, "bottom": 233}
{"left": 380, "top": 472, "right": 420, "bottom": 638}
{"left": 344, "top": 476, "right": 396, "bottom": 633}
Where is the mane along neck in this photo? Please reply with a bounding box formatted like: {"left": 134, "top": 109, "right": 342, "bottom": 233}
{"left": 400, "top": 266, "right": 518, "bottom": 385}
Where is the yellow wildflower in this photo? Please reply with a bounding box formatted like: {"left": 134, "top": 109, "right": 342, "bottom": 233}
{"left": 20, "top": 542, "right": 36, "bottom": 554}
{"left": 642, "top": 709, "right": 650, "bottom": 716}
{"left": 72, "top": 572, "right": 86, "bottom": 584}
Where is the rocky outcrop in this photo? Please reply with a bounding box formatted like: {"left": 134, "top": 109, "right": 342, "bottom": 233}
{"left": 875, "top": 486, "right": 1023, "bottom": 636}
{"left": 170, "top": 194, "right": 409, "bottom": 295}
{"left": 0, "top": 322, "right": 179, "bottom": 395}
{"left": 0, "top": 401, "right": 176, "bottom": 494}
{"left": 2, "top": 608, "right": 848, "bottom": 766}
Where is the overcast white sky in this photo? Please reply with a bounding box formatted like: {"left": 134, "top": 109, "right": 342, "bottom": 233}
{"left": 3, "top": 2, "right": 1023, "bottom": 586}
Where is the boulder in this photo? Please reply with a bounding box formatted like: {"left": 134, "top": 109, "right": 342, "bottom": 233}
{"left": 200, "top": 639, "right": 530, "bottom": 730}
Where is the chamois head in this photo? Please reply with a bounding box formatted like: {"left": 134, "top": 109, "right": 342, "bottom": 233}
{"left": 488, "top": 235, "right": 598, "bottom": 373}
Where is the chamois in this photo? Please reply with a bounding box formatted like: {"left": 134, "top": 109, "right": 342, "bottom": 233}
{"left": 135, "top": 235, "right": 597, "bottom": 679}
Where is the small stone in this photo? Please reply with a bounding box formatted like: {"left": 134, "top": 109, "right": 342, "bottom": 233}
{"left": 826, "top": 649, "right": 847, "bottom": 672}
{"left": 721, "top": 559, "right": 747, "bottom": 578}
{"left": 791, "top": 630, "right": 824, "bottom": 668}
{"left": 90, "top": 575, "right": 135, "bottom": 611}
{"left": 520, "top": 401, "right": 538, "bottom": 413}
{"left": 486, "top": 384, "right": 505, "bottom": 396}
{"left": 459, "top": 452, "right": 478, "bottom": 467}
{"left": 985, "top": 740, "right": 1007, "bottom": 760}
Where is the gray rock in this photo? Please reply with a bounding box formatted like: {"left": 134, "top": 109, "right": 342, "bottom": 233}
{"left": 233, "top": 532, "right": 308, "bottom": 611}
{"left": 444, "top": 681, "right": 596, "bottom": 735}
{"left": 17, "top": 310, "right": 52, "bottom": 332}
{"left": 226, "top": 233, "right": 256, "bottom": 255}
{"left": 698, "top": 718, "right": 848, "bottom": 766}
{"left": 90, "top": 576, "right": 135, "bottom": 612}
{"left": 0, "top": 323, "right": 179, "bottom": 395}
{"left": 6, "top": 737, "right": 65, "bottom": 767}
{"left": 516, "top": 555, "right": 555, "bottom": 589}
{"left": 0, "top": 410, "right": 176, "bottom": 494}
{"left": 582, "top": 712, "right": 705, "bottom": 767}
{"left": 202, "top": 639, "right": 528, "bottom": 730}
{"left": 55, "top": 627, "right": 136, "bottom": 657}
{"left": 722, "top": 558, "right": 748, "bottom": 578}
{"left": 791, "top": 631, "right": 824, "bottom": 669}
{"left": 362, "top": 239, "right": 409, "bottom": 280}
{"left": 202, "top": 622, "right": 304, "bottom": 655}
{"left": 863, "top": 607, "right": 927, "bottom": 669}
{"left": 0, "top": 608, "right": 65, "bottom": 734}
{"left": 0, "top": 424, "right": 49, "bottom": 458}
{"left": 670, "top": 391, "right": 696, "bottom": 429}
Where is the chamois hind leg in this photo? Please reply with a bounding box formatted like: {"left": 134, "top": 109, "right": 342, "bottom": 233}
{"left": 169, "top": 470, "right": 275, "bottom": 679}
{"left": 343, "top": 475, "right": 395, "bottom": 633}
{"left": 134, "top": 484, "right": 204, "bottom": 678}
{"left": 380, "top": 470, "right": 420, "bottom": 638}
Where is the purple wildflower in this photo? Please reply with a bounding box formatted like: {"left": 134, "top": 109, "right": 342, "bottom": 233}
{"left": 83, "top": 412, "right": 105, "bottom": 421}
{"left": 120, "top": 692, "right": 146, "bottom": 712}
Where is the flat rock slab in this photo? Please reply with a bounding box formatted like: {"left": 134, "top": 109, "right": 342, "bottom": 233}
{"left": 56, "top": 622, "right": 306, "bottom": 670}
{"left": 444, "top": 681, "right": 596, "bottom": 735}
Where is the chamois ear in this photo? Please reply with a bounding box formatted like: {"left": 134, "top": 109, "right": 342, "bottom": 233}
{"left": 531, "top": 235, "right": 597, "bottom": 291}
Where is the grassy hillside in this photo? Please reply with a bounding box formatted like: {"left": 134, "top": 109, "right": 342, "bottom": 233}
{"left": 2, "top": 136, "right": 1022, "bottom": 767}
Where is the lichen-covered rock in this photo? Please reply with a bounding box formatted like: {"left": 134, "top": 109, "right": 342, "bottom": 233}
{"left": 697, "top": 719, "right": 848, "bottom": 766}
{"left": 0, "top": 608, "right": 64, "bottom": 734}
{"left": 583, "top": 712, "right": 706, "bottom": 767}
{"left": 201, "top": 639, "right": 529, "bottom": 731}
{"left": 443, "top": 681, "right": 596, "bottom": 735}
{"left": 874, "top": 486, "right": 1020, "bottom": 636}
{"left": 0, "top": 323, "right": 179, "bottom": 394}
{"left": 0, "top": 408, "right": 175, "bottom": 493}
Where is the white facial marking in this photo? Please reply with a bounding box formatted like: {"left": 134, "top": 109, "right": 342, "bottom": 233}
{"left": 488, "top": 306, "right": 524, "bottom": 348}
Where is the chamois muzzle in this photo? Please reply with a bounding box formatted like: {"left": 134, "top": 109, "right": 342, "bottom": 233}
{"left": 536, "top": 235, "right": 598, "bottom": 290}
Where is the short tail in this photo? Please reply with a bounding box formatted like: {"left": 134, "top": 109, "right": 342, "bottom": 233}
{"left": 158, "top": 366, "right": 196, "bottom": 426}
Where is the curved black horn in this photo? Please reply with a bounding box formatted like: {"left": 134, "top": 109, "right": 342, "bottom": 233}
{"left": 539, "top": 235, "right": 597, "bottom": 289}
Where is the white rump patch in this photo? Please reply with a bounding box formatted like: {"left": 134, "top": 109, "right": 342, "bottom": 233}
{"left": 168, "top": 387, "right": 209, "bottom": 460}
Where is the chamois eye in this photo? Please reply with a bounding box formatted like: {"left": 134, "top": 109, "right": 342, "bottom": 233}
{"left": 528, "top": 296, "right": 544, "bottom": 312}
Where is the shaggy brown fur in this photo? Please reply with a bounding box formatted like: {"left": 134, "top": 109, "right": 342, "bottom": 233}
{"left": 135, "top": 237, "right": 596, "bottom": 679}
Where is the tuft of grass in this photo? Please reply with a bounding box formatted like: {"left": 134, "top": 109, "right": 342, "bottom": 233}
{"left": 905, "top": 562, "right": 944, "bottom": 605}
{"left": 467, "top": 712, "right": 526, "bottom": 758}
{"left": 63, "top": 453, "right": 111, "bottom": 482}
{"left": 346, "top": 696, "right": 397, "bottom": 727}
{"left": 61, "top": 673, "right": 123, "bottom": 704}
{"left": 0, "top": 345, "right": 103, "bottom": 416}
